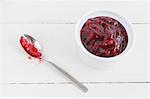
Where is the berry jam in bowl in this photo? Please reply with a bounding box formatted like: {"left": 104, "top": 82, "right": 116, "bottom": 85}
{"left": 75, "top": 10, "right": 134, "bottom": 68}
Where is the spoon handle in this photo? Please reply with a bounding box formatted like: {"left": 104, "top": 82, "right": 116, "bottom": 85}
{"left": 43, "top": 59, "right": 88, "bottom": 93}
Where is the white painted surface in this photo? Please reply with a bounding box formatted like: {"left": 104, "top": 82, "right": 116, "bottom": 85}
{"left": 0, "top": 1, "right": 149, "bottom": 98}
{"left": 0, "top": 1, "right": 149, "bottom": 23}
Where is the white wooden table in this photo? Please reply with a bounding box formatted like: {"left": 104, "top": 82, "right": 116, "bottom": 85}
{"left": 0, "top": 1, "right": 150, "bottom": 98}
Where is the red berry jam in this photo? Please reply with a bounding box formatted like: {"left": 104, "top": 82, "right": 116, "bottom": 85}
{"left": 80, "top": 16, "right": 128, "bottom": 57}
{"left": 20, "top": 36, "right": 42, "bottom": 58}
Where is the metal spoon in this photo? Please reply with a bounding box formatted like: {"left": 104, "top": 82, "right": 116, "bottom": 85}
{"left": 21, "top": 34, "right": 88, "bottom": 93}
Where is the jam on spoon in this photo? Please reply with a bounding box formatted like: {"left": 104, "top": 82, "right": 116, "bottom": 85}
{"left": 20, "top": 36, "right": 42, "bottom": 59}
{"left": 80, "top": 16, "right": 128, "bottom": 57}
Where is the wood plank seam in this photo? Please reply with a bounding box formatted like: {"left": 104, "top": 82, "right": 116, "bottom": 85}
{"left": 0, "top": 81, "right": 150, "bottom": 85}
{"left": 0, "top": 22, "right": 150, "bottom": 24}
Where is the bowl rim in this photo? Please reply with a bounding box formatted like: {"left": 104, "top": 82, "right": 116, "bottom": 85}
{"left": 75, "top": 10, "right": 135, "bottom": 62}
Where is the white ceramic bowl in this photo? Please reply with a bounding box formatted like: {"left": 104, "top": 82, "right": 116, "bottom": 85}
{"left": 75, "top": 10, "right": 135, "bottom": 68}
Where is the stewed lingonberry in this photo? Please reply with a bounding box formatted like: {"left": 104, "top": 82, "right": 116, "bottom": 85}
{"left": 80, "top": 16, "right": 128, "bottom": 57}
{"left": 20, "top": 36, "right": 42, "bottom": 58}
